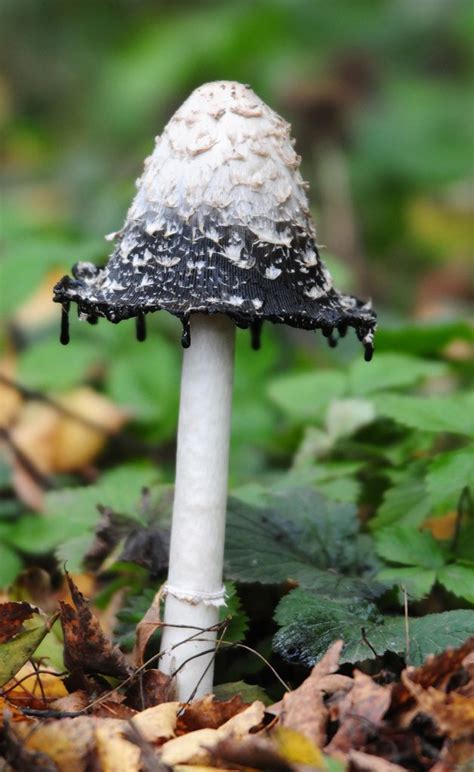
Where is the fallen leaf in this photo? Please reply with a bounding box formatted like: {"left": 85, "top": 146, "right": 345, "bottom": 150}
{"left": 94, "top": 720, "right": 141, "bottom": 772}
{"left": 0, "top": 356, "right": 22, "bottom": 429}
{"left": 401, "top": 671, "right": 474, "bottom": 741}
{"left": 280, "top": 639, "right": 343, "bottom": 746}
{"left": 133, "top": 587, "right": 164, "bottom": 667}
{"left": 213, "top": 735, "right": 292, "bottom": 771}
{"left": 132, "top": 701, "right": 180, "bottom": 743}
{"left": 326, "top": 670, "right": 391, "bottom": 754}
{"left": 51, "top": 690, "right": 89, "bottom": 713}
{"left": 391, "top": 636, "right": 474, "bottom": 712}
{"left": 348, "top": 749, "right": 407, "bottom": 771}
{"left": 160, "top": 701, "right": 265, "bottom": 766}
{"left": 273, "top": 725, "right": 324, "bottom": 767}
{"left": 14, "top": 716, "right": 96, "bottom": 772}
{"left": 6, "top": 662, "right": 68, "bottom": 701}
{"left": 53, "top": 388, "right": 127, "bottom": 472}
{"left": 59, "top": 573, "right": 132, "bottom": 680}
{"left": 0, "top": 608, "right": 50, "bottom": 687}
{"left": 0, "top": 602, "right": 37, "bottom": 643}
{"left": 126, "top": 668, "right": 174, "bottom": 711}
{"left": 180, "top": 694, "right": 249, "bottom": 731}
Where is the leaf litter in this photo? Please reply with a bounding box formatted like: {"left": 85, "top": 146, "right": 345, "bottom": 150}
{"left": 0, "top": 576, "right": 472, "bottom": 770}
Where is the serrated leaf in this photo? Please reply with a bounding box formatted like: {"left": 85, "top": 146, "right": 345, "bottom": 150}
{"left": 373, "top": 393, "right": 474, "bottom": 436}
{"left": 225, "top": 489, "right": 380, "bottom": 600}
{"left": 376, "top": 321, "right": 473, "bottom": 357}
{"left": 274, "top": 589, "right": 474, "bottom": 667}
{"left": 220, "top": 582, "right": 249, "bottom": 643}
{"left": 375, "top": 526, "right": 446, "bottom": 569}
{"left": 437, "top": 564, "right": 474, "bottom": 603}
{"left": 426, "top": 447, "right": 474, "bottom": 509}
{"left": 377, "top": 567, "right": 436, "bottom": 600}
{"left": 348, "top": 353, "right": 446, "bottom": 396}
{"left": 371, "top": 476, "right": 432, "bottom": 530}
{"left": 267, "top": 371, "right": 346, "bottom": 422}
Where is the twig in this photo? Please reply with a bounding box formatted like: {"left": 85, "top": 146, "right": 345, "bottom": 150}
{"left": 0, "top": 427, "right": 54, "bottom": 490}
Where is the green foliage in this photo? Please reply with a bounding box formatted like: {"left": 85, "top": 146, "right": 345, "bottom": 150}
{"left": 225, "top": 488, "right": 381, "bottom": 600}
{"left": 274, "top": 589, "right": 474, "bottom": 667}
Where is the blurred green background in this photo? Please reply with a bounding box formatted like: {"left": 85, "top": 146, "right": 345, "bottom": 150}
{"left": 0, "top": 0, "right": 473, "bottom": 591}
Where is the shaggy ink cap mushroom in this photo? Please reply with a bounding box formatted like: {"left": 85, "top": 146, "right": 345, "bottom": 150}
{"left": 54, "top": 81, "right": 376, "bottom": 359}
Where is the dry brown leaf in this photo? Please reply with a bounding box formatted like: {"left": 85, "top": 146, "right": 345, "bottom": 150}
{"left": 126, "top": 668, "right": 174, "bottom": 711}
{"left": 213, "top": 735, "right": 292, "bottom": 771}
{"left": 326, "top": 670, "right": 391, "bottom": 754}
{"left": 59, "top": 573, "right": 132, "bottom": 680}
{"left": 280, "top": 638, "right": 343, "bottom": 747}
{"left": 51, "top": 690, "right": 89, "bottom": 714}
{"left": 160, "top": 700, "right": 265, "bottom": 766}
{"left": 133, "top": 587, "right": 164, "bottom": 667}
{"left": 391, "top": 636, "right": 474, "bottom": 712}
{"left": 0, "top": 602, "right": 37, "bottom": 643}
{"left": 180, "top": 693, "right": 249, "bottom": 731}
{"left": 132, "top": 701, "right": 180, "bottom": 744}
{"left": 348, "top": 749, "right": 408, "bottom": 771}
{"left": 401, "top": 672, "right": 474, "bottom": 741}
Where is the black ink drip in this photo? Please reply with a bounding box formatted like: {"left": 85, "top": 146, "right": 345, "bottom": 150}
{"left": 181, "top": 317, "right": 191, "bottom": 348}
{"left": 60, "top": 303, "right": 70, "bottom": 345}
{"left": 136, "top": 312, "right": 146, "bottom": 342}
{"left": 250, "top": 320, "right": 263, "bottom": 351}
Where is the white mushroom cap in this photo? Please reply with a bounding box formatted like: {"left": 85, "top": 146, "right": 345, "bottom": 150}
{"left": 129, "top": 81, "right": 313, "bottom": 246}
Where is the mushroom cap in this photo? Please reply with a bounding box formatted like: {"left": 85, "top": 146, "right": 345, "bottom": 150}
{"left": 54, "top": 81, "right": 376, "bottom": 354}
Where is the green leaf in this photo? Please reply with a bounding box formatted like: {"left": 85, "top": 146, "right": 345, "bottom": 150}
{"left": 274, "top": 589, "right": 474, "bottom": 667}
{"left": 0, "top": 544, "right": 23, "bottom": 588}
{"left": 426, "top": 447, "right": 474, "bottom": 510}
{"left": 371, "top": 477, "right": 432, "bottom": 530}
{"left": 225, "top": 488, "right": 381, "bottom": 600}
{"left": 220, "top": 582, "right": 249, "bottom": 643}
{"left": 0, "top": 616, "right": 49, "bottom": 687}
{"left": 373, "top": 393, "right": 474, "bottom": 436}
{"left": 19, "top": 338, "right": 100, "bottom": 391}
{"left": 377, "top": 567, "right": 436, "bottom": 600}
{"left": 375, "top": 321, "right": 474, "bottom": 357}
{"left": 213, "top": 681, "right": 272, "bottom": 706}
{"left": 375, "top": 526, "right": 446, "bottom": 569}
{"left": 106, "top": 338, "right": 180, "bottom": 437}
{"left": 437, "top": 564, "right": 474, "bottom": 603}
{"left": 348, "top": 353, "right": 446, "bottom": 396}
{"left": 268, "top": 371, "right": 346, "bottom": 422}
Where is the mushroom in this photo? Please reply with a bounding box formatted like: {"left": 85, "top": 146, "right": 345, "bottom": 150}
{"left": 54, "top": 81, "right": 376, "bottom": 700}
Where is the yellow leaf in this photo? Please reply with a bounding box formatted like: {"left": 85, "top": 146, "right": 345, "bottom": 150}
{"left": 273, "top": 726, "right": 325, "bottom": 768}
{"left": 53, "top": 387, "right": 127, "bottom": 472}
{"left": 94, "top": 721, "right": 141, "bottom": 772}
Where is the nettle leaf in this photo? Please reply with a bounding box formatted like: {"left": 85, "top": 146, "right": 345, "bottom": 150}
{"left": 19, "top": 338, "right": 101, "bottom": 391}
{"left": 426, "top": 447, "right": 474, "bottom": 509}
{"left": 224, "top": 488, "right": 381, "bottom": 600}
{"left": 220, "top": 582, "right": 249, "bottom": 643}
{"left": 373, "top": 393, "right": 474, "bottom": 436}
{"left": 376, "top": 567, "right": 437, "bottom": 601}
{"left": 267, "top": 371, "right": 346, "bottom": 422}
{"left": 437, "top": 564, "right": 474, "bottom": 604}
{"left": 375, "top": 526, "right": 446, "bottom": 569}
{"left": 371, "top": 476, "right": 432, "bottom": 530}
{"left": 348, "top": 353, "right": 446, "bottom": 396}
{"left": 274, "top": 589, "right": 474, "bottom": 667}
{"left": 0, "top": 544, "right": 23, "bottom": 588}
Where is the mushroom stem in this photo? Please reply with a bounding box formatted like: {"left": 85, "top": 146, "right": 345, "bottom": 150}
{"left": 160, "top": 314, "right": 235, "bottom": 700}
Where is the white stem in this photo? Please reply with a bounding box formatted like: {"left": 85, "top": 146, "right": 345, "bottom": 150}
{"left": 160, "top": 314, "right": 235, "bottom": 700}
